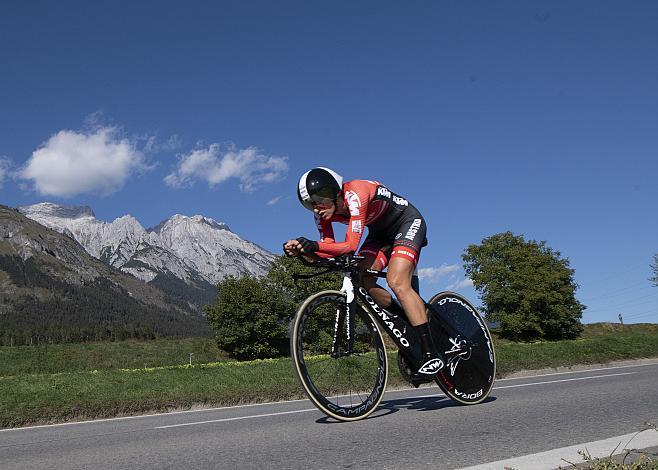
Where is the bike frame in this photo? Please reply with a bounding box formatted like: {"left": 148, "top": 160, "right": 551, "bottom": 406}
{"left": 331, "top": 268, "right": 425, "bottom": 369}
{"left": 294, "top": 255, "right": 469, "bottom": 370}
{"left": 291, "top": 254, "right": 497, "bottom": 417}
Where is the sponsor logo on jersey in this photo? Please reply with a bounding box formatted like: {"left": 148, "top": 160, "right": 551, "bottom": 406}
{"left": 351, "top": 220, "right": 362, "bottom": 233}
{"left": 376, "top": 186, "right": 408, "bottom": 206}
{"left": 376, "top": 186, "right": 391, "bottom": 198}
{"left": 405, "top": 218, "right": 422, "bottom": 241}
{"left": 345, "top": 190, "right": 361, "bottom": 216}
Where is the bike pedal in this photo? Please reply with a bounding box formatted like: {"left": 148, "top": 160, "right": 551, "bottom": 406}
{"left": 397, "top": 351, "right": 435, "bottom": 387}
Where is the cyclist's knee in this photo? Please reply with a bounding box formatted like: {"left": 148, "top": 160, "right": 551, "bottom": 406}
{"left": 387, "top": 271, "right": 412, "bottom": 297}
{"left": 386, "top": 257, "right": 417, "bottom": 297}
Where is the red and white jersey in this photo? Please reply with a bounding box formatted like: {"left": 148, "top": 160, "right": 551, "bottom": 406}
{"left": 315, "top": 180, "right": 409, "bottom": 256}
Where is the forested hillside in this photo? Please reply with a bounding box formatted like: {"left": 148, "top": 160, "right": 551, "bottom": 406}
{"left": 0, "top": 205, "right": 212, "bottom": 345}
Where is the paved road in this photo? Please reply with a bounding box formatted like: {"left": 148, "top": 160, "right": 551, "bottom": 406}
{"left": 1, "top": 362, "right": 657, "bottom": 469}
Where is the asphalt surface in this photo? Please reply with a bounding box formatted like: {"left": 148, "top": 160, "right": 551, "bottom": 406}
{"left": 1, "top": 361, "right": 657, "bottom": 469}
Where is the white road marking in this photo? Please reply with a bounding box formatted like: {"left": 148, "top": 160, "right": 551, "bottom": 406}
{"left": 494, "top": 371, "right": 636, "bottom": 389}
{"left": 0, "top": 398, "right": 311, "bottom": 433}
{"left": 154, "top": 409, "right": 317, "bottom": 429}
{"left": 155, "top": 371, "right": 637, "bottom": 430}
{"left": 495, "top": 360, "right": 658, "bottom": 381}
{"left": 458, "top": 429, "right": 658, "bottom": 470}
{"left": 410, "top": 371, "right": 637, "bottom": 400}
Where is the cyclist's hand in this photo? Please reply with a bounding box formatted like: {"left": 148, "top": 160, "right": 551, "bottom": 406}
{"left": 296, "top": 237, "right": 319, "bottom": 254}
{"left": 283, "top": 239, "right": 301, "bottom": 257}
{"left": 283, "top": 238, "right": 319, "bottom": 257}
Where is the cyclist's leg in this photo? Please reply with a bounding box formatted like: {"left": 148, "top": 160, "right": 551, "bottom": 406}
{"left": 357, "top": 240, "right": 392, "bottom": 308}
{"left": 386, "top": 215, "right": 444, "bottom": 375}
{"left": 385, "top": 210, "right": 427, "bottom": 326}
{"left": 386, "top": 256, "right": 425, "bottom": 326}
{"left": 388, "top": 256, "right": 443, "bottom": 375}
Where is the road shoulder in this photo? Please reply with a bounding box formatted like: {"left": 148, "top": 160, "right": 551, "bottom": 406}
{"left": 502, "top": 357, "right": 658, "bottom": 379}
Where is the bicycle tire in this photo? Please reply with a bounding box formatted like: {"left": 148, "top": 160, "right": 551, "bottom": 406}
{"left": 290, "top": 290, "right": 388, "bottom": 421}
{"left": 428, "top": 291, "right": 496, "bottom": 405}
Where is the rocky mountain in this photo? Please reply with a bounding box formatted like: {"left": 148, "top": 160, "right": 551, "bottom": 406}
{"left": 18, "top": 203, "right": 275, "bottom": 305}
{"left": 0, "top": 205, "right": 212, "bottom": 346}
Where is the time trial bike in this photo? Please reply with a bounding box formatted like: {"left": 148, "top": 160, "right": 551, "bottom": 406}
{"left": 289, "top": 254, "right": 496, "bottom": 421}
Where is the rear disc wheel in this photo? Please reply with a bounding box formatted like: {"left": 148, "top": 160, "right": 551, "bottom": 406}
{"left": 428, "top": 292, "right": 496, "bottom": 405}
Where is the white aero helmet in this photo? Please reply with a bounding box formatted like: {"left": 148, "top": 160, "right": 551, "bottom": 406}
{"left": 297, "top": 167, "right": 344, "bottom": 211}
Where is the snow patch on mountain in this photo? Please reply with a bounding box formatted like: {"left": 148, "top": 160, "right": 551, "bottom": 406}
{"left": 18, "top": 203, "right": 274, "bottom": 286}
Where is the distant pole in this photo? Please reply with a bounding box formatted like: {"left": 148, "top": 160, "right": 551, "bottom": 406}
{"left": 618, "top": 313, "right": 624, "bottom": 325}
{"left": 189, "top": 353, "right": 194, "bottom": 367}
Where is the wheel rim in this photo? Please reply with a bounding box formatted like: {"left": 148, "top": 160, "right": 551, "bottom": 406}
{"left": 293, "top": 291, "right": 387, "bottom": 420}
{"left": 429, "top": 292, "right": 496, "bottom": 404}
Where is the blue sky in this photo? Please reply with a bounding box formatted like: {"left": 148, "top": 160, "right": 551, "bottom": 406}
{"left": 1, "top": 1, "right": 656, "bottom": 324}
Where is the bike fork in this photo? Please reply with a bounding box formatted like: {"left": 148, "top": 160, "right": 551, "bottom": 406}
{"left": 330, "top": 299, "right": 357, "bottom": 357}
{"left": 331, "top": 276, "right": 357, "bottom": 357}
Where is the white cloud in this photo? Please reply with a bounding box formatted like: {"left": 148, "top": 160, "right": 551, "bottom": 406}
{"left": 446, "top": 278, "right": 474, "bottom": 291}
{"left": 143, "top": 134, "right": 182, "bottom": 154}
{"left": 164, "top": 134, "right": 183, "bottom": 151}
{"left": 267, "top": 195, "right": 283, "bottom": 206}
{"left": 418, "top": 264, "right": 460, "bottom": 282}
{"left": 19, "top": 126, "right": 149, "bottom": 198}
{"left": 164, "top": 144, "right": 288, "bottom": 192}
{"left": 0, "top": 157, "right": 11, "bottom": 188}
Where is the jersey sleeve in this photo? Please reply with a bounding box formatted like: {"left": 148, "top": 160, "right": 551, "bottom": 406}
{"left": 316, "top": 183, "right": 370, "bottom": 256}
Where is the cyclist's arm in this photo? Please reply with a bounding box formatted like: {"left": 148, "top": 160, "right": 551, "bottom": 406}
{"left": 316, "top": 187, "right": 369, "bottom": 256}
{"left": 316, "top": 217, "right": 364, "bottom": 256}
{"left": 296, "top": 215, "right": 336, "bottom": 259}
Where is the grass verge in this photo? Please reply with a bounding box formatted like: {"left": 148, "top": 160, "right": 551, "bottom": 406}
{"left": 560, "top": 423, "right": 658, "bottom": 469}
{"left": 1, "top": 323, "right": 657, "bottom": 428}
{"left": 0, "top": 338, "right": 228, "bottom": 377}
{"left": 495, "top": 323, "right": 658, "bottom": 376}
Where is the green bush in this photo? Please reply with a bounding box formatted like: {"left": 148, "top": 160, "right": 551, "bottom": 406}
{"left": 205, "top": 275, "right": 291, "bottom": 360}
{"left": 205, "top": 256, "right": 341, "bottom": 360}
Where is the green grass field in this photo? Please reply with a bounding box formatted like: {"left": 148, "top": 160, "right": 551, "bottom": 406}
{"left": 1, "top": 323, "right": 657, "bottom": 428}
{"left": 0, "top": 337, "right": 228, "bottom": 377}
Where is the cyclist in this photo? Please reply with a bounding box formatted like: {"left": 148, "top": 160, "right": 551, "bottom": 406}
{"left": 283, "top": 167, "right": 444, "bottom": 376}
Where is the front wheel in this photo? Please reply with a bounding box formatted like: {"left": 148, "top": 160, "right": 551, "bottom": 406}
{"left": 290, "top": 290, "right": 388, "bottom": 421}
{"left": 428, "top": 292, "right": 496, "bottom": 405}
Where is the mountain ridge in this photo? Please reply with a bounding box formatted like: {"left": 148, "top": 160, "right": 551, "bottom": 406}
{"left": 18, "top": 202, "right": 275, "bottom": 304}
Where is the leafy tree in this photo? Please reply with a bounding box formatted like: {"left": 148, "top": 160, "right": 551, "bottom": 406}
{"left": 205, "top": 256, "right": 341, "bottom": 360}
{"left": 651, "top": 254, "right": 658, "bottom": 287}
{"left": 462, "top": 232, "right": 584, "bottom": 341}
